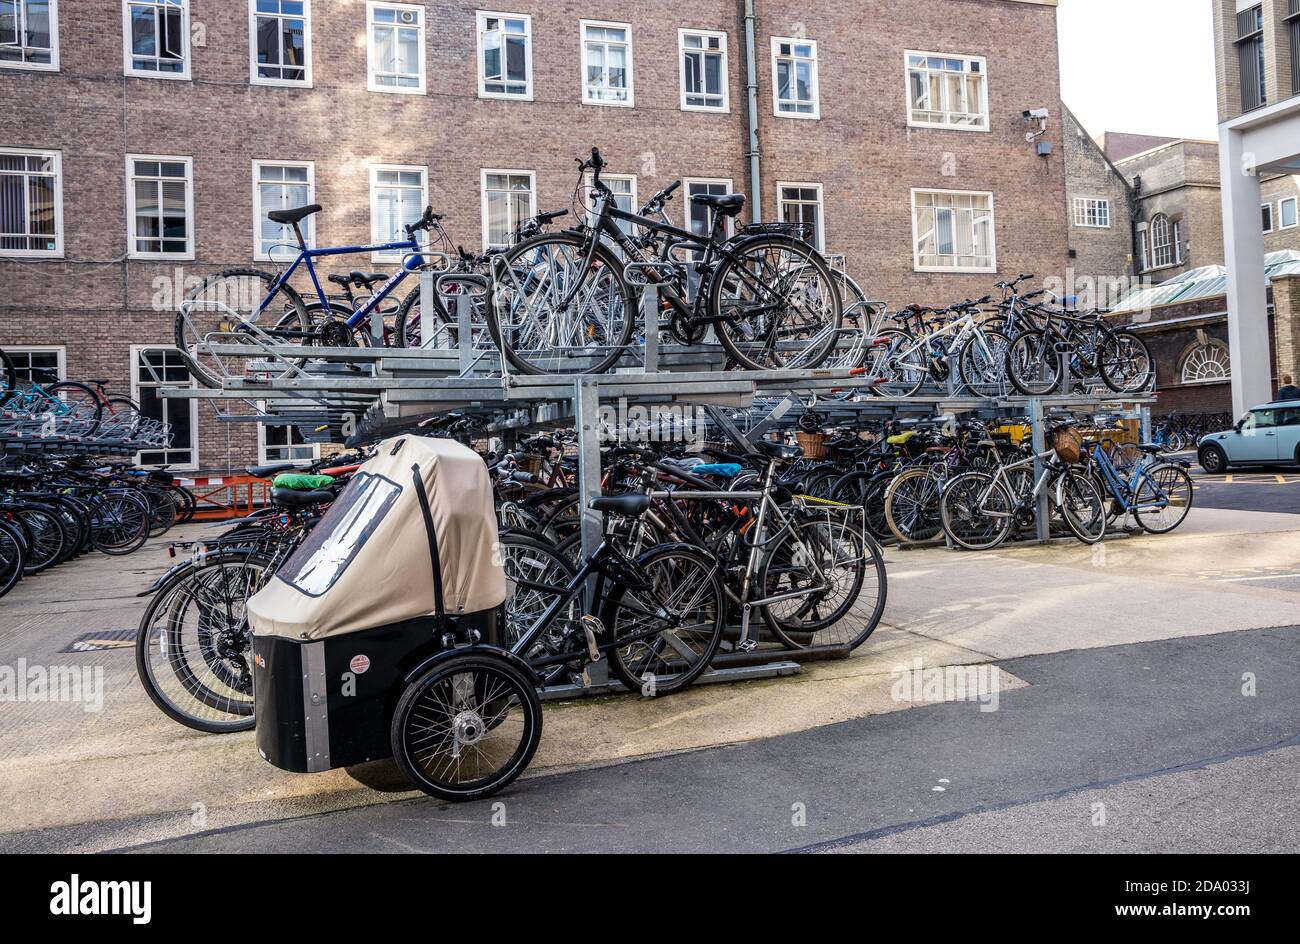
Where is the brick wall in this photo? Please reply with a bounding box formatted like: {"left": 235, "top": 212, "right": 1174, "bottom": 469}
{"left": 0, "top": 0, "right": 1068, "bottom": 474}
{"left": 1063, "top": 108, "right": 1134, "bottom": 282}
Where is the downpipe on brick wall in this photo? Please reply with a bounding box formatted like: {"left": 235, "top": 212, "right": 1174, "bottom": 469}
{"left": 743, "top": 0, "right": 762, "bottom": 222}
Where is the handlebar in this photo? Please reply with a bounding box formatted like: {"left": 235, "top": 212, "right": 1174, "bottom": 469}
{"left": 404, "top": 205, "right": 442, "bottom": 237}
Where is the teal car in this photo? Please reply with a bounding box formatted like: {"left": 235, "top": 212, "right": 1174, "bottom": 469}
{"left": 1197, "top": 400, "right": 1300, "bottom": 472}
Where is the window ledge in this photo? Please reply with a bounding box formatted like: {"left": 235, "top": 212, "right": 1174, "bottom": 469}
{"left": 907, "top": 120, "right": 990, "bottom": 133}
{"left": 0, "top": 61, "right": 59, "bottom": 73}
{"left": 913, "top": 264, "right": 998, "bottom": 274}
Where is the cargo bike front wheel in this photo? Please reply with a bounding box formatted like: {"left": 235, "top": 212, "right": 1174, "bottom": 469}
{"left": 391, "top": 653, "right": 543, "bottom": 802}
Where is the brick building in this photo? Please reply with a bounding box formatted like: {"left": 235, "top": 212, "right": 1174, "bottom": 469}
{"left": 1, "top": 0, "right": 1069, "bottom": 474}
{"left": 1062, "top": 106, "right": 1136, "bottom": 285}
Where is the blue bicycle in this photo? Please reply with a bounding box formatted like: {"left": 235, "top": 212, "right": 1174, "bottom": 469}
{"left": 175, "top": 204, "right": 445, "bottom": 388}
{"left": 1081, "top": 433, "right": 1194, "bottom": 534}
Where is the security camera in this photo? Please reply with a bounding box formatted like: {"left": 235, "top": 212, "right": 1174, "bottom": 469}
{"left": 1022, "top": 108, "right": 1050, "bottom": 120}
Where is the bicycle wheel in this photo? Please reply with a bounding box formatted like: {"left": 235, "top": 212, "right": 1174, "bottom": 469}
{"left": 89, "top": 491, "right": 150, "bottom": 555}
{"left": 709, "top": 236, "right": 842, "bottom": 371}
{"left": 1134, "top": 463, "right": 1194, "bottom": 534}
{"left": 391, "top": 653, "right": 542, "bottom": 802}
{"left": 940, "top": 472, "right": 1014, "bottom": 551}
{"left": 490, "top": 232, "right": 636, "bottom": 375}
{"left": 103, "top": 395, "right": 143, "bottom": 439}
{"left": 871, "top": 327, "right": 927, "bottom": 397}
{"left": 1097, "top": 329, "right": 1154, "bottom": 394}
{"left": 829, "top": 469, "right": 892, "bottom": 539}
{"left": 0, "top": 521, "right": 25, "bottom": 598}
{"left": 884, "top": 468, "right": 944, "bottom": 544}
{"left": 602, "top": 544, "right": 725, "bottom": 696}
{"left": 1005, "top": 329, "right": 1062, "bottom": 396}
{"left": 497, "top": 531, "right": 577, "bottom": 649}
{"left": 760, "top": 521, "right": 884, "bottom": 650}
{"left": 958, "top": 329, "right": 1011, "bottom": 398}
{"left": 46, "top": 381, "right": 104, "bottom": 436}
{"left": 144, "top": 486, "right": 178, "bottom": 536}
{"left": 1054, "top": 469, "right": 1106, "bottom": 544}
{"left": 175, "top": 268, "right": 310, "bottom": 388}
{"left": 14, "top": 506, "right": 66, "bottom": 573}
{"left": 135, "top": 553, "right": 268, "bottom": 733}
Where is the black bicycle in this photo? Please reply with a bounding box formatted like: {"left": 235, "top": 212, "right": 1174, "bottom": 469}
{"left": 486, "top": 147, "right": 843, "bottom": 375}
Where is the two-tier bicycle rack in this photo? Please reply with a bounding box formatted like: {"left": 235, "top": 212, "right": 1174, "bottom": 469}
{"left": 158, "top": 264, "right": 1156, "bottom": 694}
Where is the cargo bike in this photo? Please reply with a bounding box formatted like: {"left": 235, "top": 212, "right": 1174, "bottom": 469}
{"left": 247, "top": 436, "right": 729, "bottom": 801}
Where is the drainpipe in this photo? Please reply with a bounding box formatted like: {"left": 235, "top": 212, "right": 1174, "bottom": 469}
{"left": 742, "top": 0, "right": 762, "bottom": 221}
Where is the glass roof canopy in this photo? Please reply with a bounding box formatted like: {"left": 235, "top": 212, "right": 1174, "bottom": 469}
{"left": 1110, "top": 250, "right": 1300, "bottom": 315}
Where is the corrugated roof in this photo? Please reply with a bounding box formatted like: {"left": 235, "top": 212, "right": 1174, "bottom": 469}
{"left": 1110, "top": 250, "right": 1300, "bottom": 313}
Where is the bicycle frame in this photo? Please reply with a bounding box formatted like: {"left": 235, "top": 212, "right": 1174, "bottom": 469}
{"left": 1087, "top": 444, "right": 1171, "bottom": 513}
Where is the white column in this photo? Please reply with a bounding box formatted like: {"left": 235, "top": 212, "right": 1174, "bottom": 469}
{"left": 1219, "top": 124, "right": 1273, "bottom": 417}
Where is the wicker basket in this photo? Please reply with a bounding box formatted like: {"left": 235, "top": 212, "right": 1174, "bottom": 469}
{"left": 1051, "top": 426, "right": 1083, "bottom": 464}
{"left": 795, "top": 431, "right": 827, "bottom": 459}
{"left": 515, "top": 453, "right": 542, "bottom": 476}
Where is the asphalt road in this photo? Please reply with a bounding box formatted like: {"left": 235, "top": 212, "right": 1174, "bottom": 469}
{"left": 1189, "top": 465, "right": 1300, "bottom": 514}
{"left": 123, "top": 624, "right": 1300, "bottom": 854}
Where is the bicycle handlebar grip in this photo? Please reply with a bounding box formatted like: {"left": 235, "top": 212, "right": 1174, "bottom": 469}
{"left": 664, "top": 180, "right": 681, "bottom": 197}
{"left": 589, "top": 147, "right": 604, "bottom": 171}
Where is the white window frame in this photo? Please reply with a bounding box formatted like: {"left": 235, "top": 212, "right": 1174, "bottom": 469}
{"left": 1071, "top": 197, "right": 1111, "bottom": 229}
{"left": 366, "top": 0, "right": 425, "bottom": 95}
{"left": 1262, "top": 202, "right": 1274, "bottom": 233}
{"left": 580, "top": 19, "right": 634, "bottom": 107}
{"left": 122, "top": 0, "right": 191, "bottom": 80}
{"left": 0, "top": 0, "right": 60, "bottom": 71}
{"left": 3, "top": 345, "right": 65, "bottom": 382}
{"left": 125, "top": 153, "right": 194, "bottom": 261}
{"left": 910, "top": 188, "right": 997, "bottom": 274}
{"left": 1180, "top": 340, "right": 1231, "bottom": 385}
{"left": 131, "top": 344, "right": 199, "bottom": 471}
{"left": 0, "top": 146, "right": 64, "bottom": 258}
{"left": 683, "top": 177, "right": 735, "bottom": 240}
{"left": 1149, "top": 213, "right": 1179, "bottom": 270}
{"left": 678, "top": 28, "right": 728, "bottom": 113}
{"left": 257, "top": 401, "right": 319, "bottom": 465}
{"left": 476, "top": 10, "right": 532, "bottom": 100}
{"left": 249, "top": 0, "right": 313, "bottom": 88}
{"left": 368, "top": 162, "right": 428, "bottom": 262}
{"left": 775, "top": 181, "right": 824, "bottom": 252}
{"left": 252, "top": 159, "right": 315, "bottom": 261}
{"left": 480, "top": 168, "right": 536, "bottom": 250}
{"left": 770, "top": 37, "right": 819, "bottom": 119}
{"left": 904, "top": 49, "right": 989, "bottom": 131}
{"left": 1281, "top": 196, "right": 1299, "bottom": 230}
{"left": 586, "top": 172, "right": 637, "bottom": 234}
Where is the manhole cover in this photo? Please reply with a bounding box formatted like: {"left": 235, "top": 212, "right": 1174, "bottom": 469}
{"left": 61, "top": 630, "right": 135, "bottom": 653}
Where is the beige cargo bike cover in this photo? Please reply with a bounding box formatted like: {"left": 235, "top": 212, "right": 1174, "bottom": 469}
{"left": 247, "top": 436, "right": 506, "bottom": 640}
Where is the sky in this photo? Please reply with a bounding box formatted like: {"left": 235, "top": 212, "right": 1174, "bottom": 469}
{"left": 1057, "top": 0, "right": 1220, "bottom": 142}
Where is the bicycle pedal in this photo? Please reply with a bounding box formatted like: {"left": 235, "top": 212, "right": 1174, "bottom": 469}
{"left": 578, "top": 614, "right": 603, "bottom": 663}
{"left": 737, "top": 639, "right": 759, "bottom": 654}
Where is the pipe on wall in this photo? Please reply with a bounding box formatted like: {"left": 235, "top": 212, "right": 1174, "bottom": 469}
{"left": 742, "top": 0, "right": 762, "bottom": 221}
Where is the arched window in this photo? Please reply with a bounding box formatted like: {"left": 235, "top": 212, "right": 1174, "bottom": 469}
{"left": 1150, "top": 214, "right": 1175, "bottom": 268}
{"left": 1180, "top": 341, "right": 1231, "bottom": 384}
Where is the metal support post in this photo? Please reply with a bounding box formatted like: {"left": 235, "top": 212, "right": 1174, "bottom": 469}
{"left": 1030, "top": 397, "right": 1051, "bottom": 543}
{"left": 456, "top": 292, "right": 474, "bottom": 376}
{"left": 419, "top": 268, "right": 435, "bottom": 350}
{"left": 642, "top": 285, "right": 660, "bottom": 374}
{"left": 573, "top": 377, "right": 609, "bottom": 687}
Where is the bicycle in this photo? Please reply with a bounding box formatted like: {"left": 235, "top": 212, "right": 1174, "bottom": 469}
{"left": 488, "top": 147, "right": 843, "bottom": 375}
{"left": 1079, "top": 432, "right": 1194, "bottom": 534}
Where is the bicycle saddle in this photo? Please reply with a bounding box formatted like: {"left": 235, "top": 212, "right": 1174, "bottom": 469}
{"left": 691, "top": 192, "right": 746, "bottom": 216}
{"left": 270, "top": 487, "right": 334, "bottom": 508}
{"left": 754, "top": 440, "right": 803, "bottom": 461}
{"left": 246, "top": 463, "right": 299, "bottom": 479}
{"left": 267, "top": 204, "right": 321, "bottom": 225}
{"left": 589, "top": 493, "right": 651, "bottom": 517}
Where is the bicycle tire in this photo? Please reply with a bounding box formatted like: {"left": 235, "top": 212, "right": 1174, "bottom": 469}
{"left": 46, "top": 381, "right": 104, "bottom": 436}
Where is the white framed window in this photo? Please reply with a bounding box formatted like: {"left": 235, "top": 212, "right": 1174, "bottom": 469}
{"left": 481, "top": 169, "right": 535, "bottom": 249}
{"left": 123, "top": 0, "right": 189, "bottom": 79}
{"left": 679, "top": 28, "right": 727, "bottom": 112}
{"left": 126, "top": 154, "right": 193, "bottom": 260}
{"left": 368, "top": 163, "right": 427, "bottom": 261}
{"left": 1149, "top": 213, "right": 1179, "bottom": 269}
{"left": 132, "top": 345, "right": 198, "bottom": 470}
{"left": 1281, "top": 196, "right": 1299, "bottom": 230}
{"left": 911, "top": 189, "right": 996, "bottom": 273}
{"left": 1136, "top": 227, "right": 1149, "bottom": 272}
{"left": 1262, "top": 202, "right": 1274, "bottom": 233}
{"left": 253, "top": 160, "right": 314, "bottom": 261}
{"left": 1180, "top": 341, "right": 1231, "bottom": 385}
{"left": 1, "top": 0, "right": 59, "bottom": 71}
{"left": 367, "top": 1, "right": 424, "bottom": 94}
{"left": 250, "top": 0, "right": 311, "bottom": 87}
{"left": 776, "top": 182, "right": 824, "bottom": 252}
{"left": 771, "top": 37, "right": 818, "bottom": 118}
{"left": 3, "top": 345, "right": 64, "bottom": 384}
{"left": 258, "top": 403, "right": 318, "bottom": 464}
{"left": 477, "top": 11, "right": 531, "bottom": 99}
{"left": 1072, "top": 197, "right": 1111, "bottom": 229}
{"left": 581, "top": 20, "right": 633, "bottom": 106}
{"left": 905, "top": 51, "right": 988, "bottom": 130}
{"left": 0, "top": 147, "right": 62, "bottom": 257}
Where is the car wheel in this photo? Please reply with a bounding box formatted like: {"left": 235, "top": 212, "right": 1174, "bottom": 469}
{"left": 1199, "top": 443, "right": 1228, "bottom": 474}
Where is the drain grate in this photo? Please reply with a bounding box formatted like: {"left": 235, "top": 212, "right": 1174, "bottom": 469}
{"left": 61, "top": 630, "right": 136, "bottom": 654}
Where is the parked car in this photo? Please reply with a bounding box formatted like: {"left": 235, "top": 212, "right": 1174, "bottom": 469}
{"left": 1197, "top": 400, "right": 1300, "bottom": 472}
